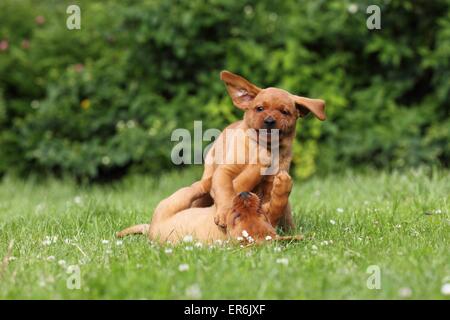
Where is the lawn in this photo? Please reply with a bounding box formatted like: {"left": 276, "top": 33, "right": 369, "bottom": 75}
{"left": 0, "top": 168, "right": 449, "bottom": 299}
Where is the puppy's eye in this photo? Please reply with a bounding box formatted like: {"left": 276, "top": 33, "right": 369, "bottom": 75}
{"left": 233, "top": 214, "right": 241, "bottom": 224}
{"left": 255, "top": 106, "right": 264, "bottom": 112}
{"left": 281, "top": 110, "right": 290, "bottom": 116}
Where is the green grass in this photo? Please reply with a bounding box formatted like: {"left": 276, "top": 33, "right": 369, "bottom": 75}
{"left": 0, "top": 168, "right": 449, "bottom": 299}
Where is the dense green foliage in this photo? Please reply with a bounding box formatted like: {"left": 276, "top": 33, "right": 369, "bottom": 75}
{"left": 1, "top": 0, "right": 449, "bottom": 180}
{"left": 0, "top": 168, "right": 449, "bottom": 298}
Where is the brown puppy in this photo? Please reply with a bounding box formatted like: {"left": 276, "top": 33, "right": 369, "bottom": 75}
{"left": 117, "top": 171, "right": 300, "bottom": 243}
{"left": 118, "top": 70, "right": 325, "bottom": 240}
{"left": 195, "top": 71, "right": 326, "bottom": 230}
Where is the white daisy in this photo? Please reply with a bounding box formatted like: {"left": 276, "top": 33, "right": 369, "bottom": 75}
{"left": 398, "top": 287, "right": 412, "bottom": 298}
{"left": 194, "top": 242, "right": 203, "bottom": 248}
{"left": 183, "top": 235, "right": 193, "bottom": 243}
{"left": 185, "top": 284, "right": 202, "bottom": 299}
{"left": 74, "top": 196, "right": 82, "bottom": 205}
{"left": 178, "top": 264, "right": 189, "bottom": 272}
{"left": 35, "top": 203, "right": 46, "bottom": 213}
{"left": 347, "top": 3, "right": 358, "bottom": 14}
{"left": 276, "top": 258, "right": 289, "bottom": 266}
{"left": 441, "top": 283, "right": 450, "bottom": 296}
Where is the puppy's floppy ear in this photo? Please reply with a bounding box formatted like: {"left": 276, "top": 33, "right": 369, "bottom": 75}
{"left": 220, "top": 70, "right": 261, "bottom": 110}
{"left": 290, "top": 94, "right": 326, "bottom": 121}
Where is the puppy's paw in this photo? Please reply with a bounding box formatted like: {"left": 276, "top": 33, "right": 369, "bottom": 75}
{"left": 214, "top": 208, "right": 229, "bottom": 229}
{"left": 272, "top": 170, "right": 293, "bottom": 196}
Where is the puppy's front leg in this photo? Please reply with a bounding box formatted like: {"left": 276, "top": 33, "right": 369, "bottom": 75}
{"left": 278, "top": 203, "right": 295, "bottom": 231}
{"left": 211, "top": 166, "right": 240, "bottom": 228}
{"left": 263, "top": 170, "right": 293, "bottom": 227}
{"left": 212, "top": 164, "right": 266, "bottom": 227}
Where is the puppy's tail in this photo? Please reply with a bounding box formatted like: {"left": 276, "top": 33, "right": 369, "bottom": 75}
{"left": 274, "top": 235, "right": 303, "bottom": 242}
{"left": 116, "top": 224, "right": 149, "bottom": 238}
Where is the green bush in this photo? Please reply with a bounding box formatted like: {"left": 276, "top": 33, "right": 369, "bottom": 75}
{"left": 0, "top": 0, "right": 449, "bottom": 180}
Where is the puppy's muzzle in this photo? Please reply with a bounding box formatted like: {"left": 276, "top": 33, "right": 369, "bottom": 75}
{"left": 239, "top": 191, "right": 251, "bottom": 199}
{"left": 263, "top": 116, "right": 276, "bottom": 128}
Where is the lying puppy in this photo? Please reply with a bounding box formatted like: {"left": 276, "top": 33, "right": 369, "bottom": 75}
{"left": 193, "top": 71, "right": 326, "bottom": 230}
{"left": 117, "top": 171, "right": 301, "bottom": 243}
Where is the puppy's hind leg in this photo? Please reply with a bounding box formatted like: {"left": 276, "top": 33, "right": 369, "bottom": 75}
{"left": 151, "top": 177, "right": 212, "bottom": 225}
{"left": 117, "top": 178, "right": 211, "bottom": 238}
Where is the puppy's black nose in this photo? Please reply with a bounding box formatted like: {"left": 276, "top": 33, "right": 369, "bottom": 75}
{"left": 239, "top": 192, "right": 250, "bottom": 199}
{"left": 264, "top": 116, "right": 276, "bottom": 128}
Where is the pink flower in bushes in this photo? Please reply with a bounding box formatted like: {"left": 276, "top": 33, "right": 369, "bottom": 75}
{"left": 35, "top": 15, "right": 46, "bottom": 25}
{"left": 0, "top": 40, "right": 8, "bottom": 52}
{"left": 74, "top": 63, "right": 84, "bottom": 73}
{"left": 21, "top": 39, "right": 30, "bottom": 50}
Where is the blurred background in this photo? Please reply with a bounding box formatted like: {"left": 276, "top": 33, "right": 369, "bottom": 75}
{"left": 0, "top": 0, "right": 449, "bottom": 182}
